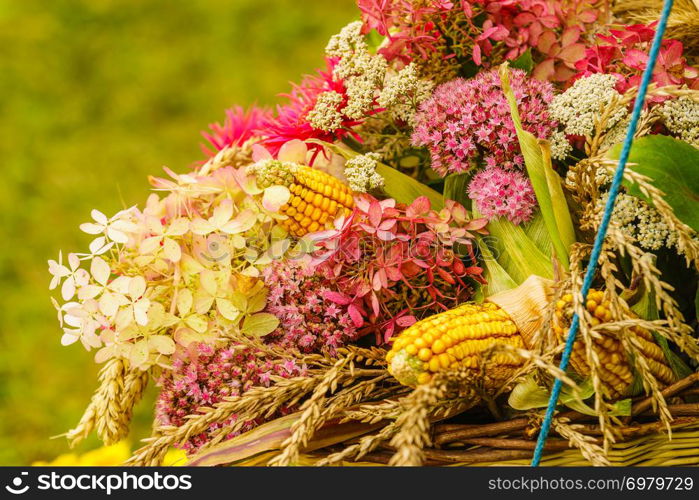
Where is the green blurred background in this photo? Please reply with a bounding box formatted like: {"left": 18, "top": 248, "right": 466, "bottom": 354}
{"left": 0, "top": 0, "right": 355, "bottom": 465}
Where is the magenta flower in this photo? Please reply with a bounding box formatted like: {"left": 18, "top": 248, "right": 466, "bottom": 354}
{"left": 468, "top": 166, "right": 537, "bottom": 225}
{"left": 412, "top": 68, "right": 556, "bottom": 176}
{"left": 258, "top": 58, "right": 364, "bottom": 156}
{"left": 201, "top": 106, "right": 272, "bottom": 158}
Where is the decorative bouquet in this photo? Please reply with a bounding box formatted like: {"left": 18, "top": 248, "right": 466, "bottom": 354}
{"left": 49, "top": 0, "right": 699, "bottom": 466}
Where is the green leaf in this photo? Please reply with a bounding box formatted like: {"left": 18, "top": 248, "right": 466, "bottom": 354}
{"left": 508, "top": 376, "right": 593, "bottom": 411}
{"left": 242, "top": 312, "right": 279, "bottom": 337}
{"left": 229, "top": 291, "right": 249, "bottom": 312}
{"left": 508, "top": 376, "right": 553, "bottom": 410}
{"left": 247, "top": 288, "right": 269, "bottom": 314}
{"left": 499, "top": 63, "right": 571, "bottom": 271}
{"left": 509, "top": 376, "right": 631, "bottom": 416}
{"left": 607, "top": 135, "right": 699, "bottom": 232}
{"left": 311, "top": 139, "right": 444, "bottom": 210}
{"left": 541, "top": 140, "right": 576, "bottom": 254}
{"left": 523, "top": 213, "right": 554, "bottom": 257}
{"left": 216, "top": 298, "right": 241, "bottom": 322}
{"left": 364, "top": 29, "right": 385, "bottom": 54}
{"left": 510, "top": 48, "right": 534, "bottom": 74}
{"left": 564, "top": 396, "right": 632, "bottom": 417}
{"left": 443, "top": 172, "right": 471, "bottom": 208}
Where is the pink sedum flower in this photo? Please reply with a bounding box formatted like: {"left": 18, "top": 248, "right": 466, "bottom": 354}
{"left": 412, "top": 68, "right": 556, "bottom": 176}
{"left": 156, "top": 342, "right": 304, "bottom": 453}
{"left": 468, "top": 166, "right": 537, "bottom": 225}
{"left": 262, "top": 260, "right": 359, "bottom": 354}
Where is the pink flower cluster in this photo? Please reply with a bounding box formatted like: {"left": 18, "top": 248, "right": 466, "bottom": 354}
{"left": 156, "top": 342, "right": 304, "bottom": 453}
{"left": 357, "top": 0, "right": 602, "bottom": 80}
{"left": 314, "top": 195, "right": 487, "bottom": 343}
{"left": 468, "top": 167, "right": 537, "bottom": 224}
{"left": 574, "top": 23, "right": 699, "bottom": 93}
{"left": 262, "top": 260, "right": 359, "bottom": 354}
{"left": 412, "top": 68, "right": 556, "bottom": 175}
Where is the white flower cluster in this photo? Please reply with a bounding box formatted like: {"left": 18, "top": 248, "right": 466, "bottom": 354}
{"left": 378, "top": 63, "right": 434, "bottom": 126}
{"left": 550, "top": 130, "right": 573, "bottom": 160}
{"left": 330, "top": 21, "right": 387, "bottom": 120}
{"left": 309, "top": 21, "right": 387, "bottom": 131}
{"left": 325, "top": 21, "right": 364, "bottom": 58}
{"left": 658, "top": 96, "right": 699, "bottom": 146}
{"left": 344, "top": 152, "right": 385, "bottom": 193}
{"left": 600, "top": 192, "right": 677, "bottom": 251}
{"left": 600, "top": 115, "right": 632, "bottom": 151}
{"left": 550, "top": 74, "right": 628, "bottom": 137}
{"left": 307, "top": 91, "right": 345, "bottom": 132}
{"left": 310, "top": 22, "right": 433, "bottom": 132}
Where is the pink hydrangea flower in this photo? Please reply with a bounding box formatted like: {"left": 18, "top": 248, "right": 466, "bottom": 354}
{"left": 468, "top": 166, "right": 537, "bottom": 224}
{"left": 412, "top": 68, "right": 556, "bottom": 176}
{"left": 574, "top": 22, "right": 699, "bottom": 93}
{"left": 358, "top": 0, "right": 601, "bottom": 79}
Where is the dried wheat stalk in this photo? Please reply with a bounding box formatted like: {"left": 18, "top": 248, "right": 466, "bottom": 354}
{"left": 66, "top": 358, "right": 148, "bottom": 447}
{"left": 196, "top": 144, "right": 252, "bottom": 176}
{"left": 270, "top": 355, "right": 355, "bottom": 466}
{"left": 388, "top": 383, "right": 442, "bottom": 466}
{"left": 553, "top": 418, "right": 610, "bottom": 466}
{"left": 127, "top": 373, "right": 324, "bottom": 466}
{"left": 316, "top": 423, "right": 398, "bottom": 466}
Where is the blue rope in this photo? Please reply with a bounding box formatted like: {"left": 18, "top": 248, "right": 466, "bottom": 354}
{"left": 530, "top": 0, "right": 675, "bottom": 466}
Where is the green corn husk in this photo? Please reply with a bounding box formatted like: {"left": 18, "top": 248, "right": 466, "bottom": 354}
{"left": 476, "top": 209, "right": 554, "bottom": 286}
{"left": 499, "top": 63, "right": 575, "bottom": 272}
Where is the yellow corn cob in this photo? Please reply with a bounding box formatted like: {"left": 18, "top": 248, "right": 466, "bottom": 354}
{"left": 387, "top": 302, "right": 526, "bottom": 387}
{"left": 386, "top": 276, "right": 675, "bottom": 397}
{"left": 249, "top": 160, "right": 354, "bottom": 237}
{"left": 553, "top": 289, "right": 675, "bottom": 398}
